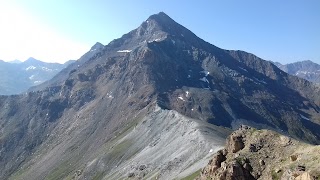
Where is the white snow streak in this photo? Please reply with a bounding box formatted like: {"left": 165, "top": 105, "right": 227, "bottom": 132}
{"left": 199, "top": 77, "right": 209, "bottom": 84}
{"left": 238, "top": 67, "right": 248, "bottom": 72}
{"left": 300, "top": 114, "right": 310, "bottom": 121}
{"left": 117, "top": 50, "right": 132, "bottom": 53}
{"left": 26, "top": 66, "right": 36, "bottom": 71}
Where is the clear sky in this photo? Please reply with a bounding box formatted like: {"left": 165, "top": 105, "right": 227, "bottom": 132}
{"left": 0, "top": 0, "right": 319, "bottom": 64}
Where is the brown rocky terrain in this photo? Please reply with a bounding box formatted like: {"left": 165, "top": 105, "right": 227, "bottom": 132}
{"left": 198, "top": 125, "right": 320, "bottom": 180}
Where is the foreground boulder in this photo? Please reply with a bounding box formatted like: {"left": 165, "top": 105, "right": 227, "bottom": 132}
{"left": 198, "top": 125, "right": 320, "bottom": 180}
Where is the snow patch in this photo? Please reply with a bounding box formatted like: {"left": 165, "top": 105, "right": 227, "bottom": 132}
{"left": 238, "top": 67, "right": 248, "bottom": 72}
{"left": 300, "top": 114, "right": 310, "bottom": 121}
{"left": 26, "top": 66, "right": 36, "bottom": 71}
{"left": 29, "top": 75, "right": 35, "bottom": 80}
{"left": 254, "top": 78, "right": 267, "bottom": 84}
{"left": 148, "top": 38, "right": 164, "bottom": 43}
{"left": 171, "top": 39, "right": 175, "bottom": 44}
{"left": 178, "top": 96, "right": 185, "bottom": 101}
{"left": 187, "top": 75, "right": 191, "bottom": 78}
{"left": 117, "top": 50, "right": 132, "bottom": 53}
{"left": 34, "top": 81, "right": 42, "bottom": 84}
{"left": 199, "top": 77, "right": 209, "bottom": 84}
{"left": 185, "top": 91, "right": 189, "bottom": 97}
{"left": 41, "top": 67, "right": 53, "bottom": 71}
{"left": 107, "top": 92, "right": 113, "bottom": 99}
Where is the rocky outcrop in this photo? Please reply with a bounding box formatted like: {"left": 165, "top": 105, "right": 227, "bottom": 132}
{"left": 198, "top": 125, "right": 320, "bottom": 180}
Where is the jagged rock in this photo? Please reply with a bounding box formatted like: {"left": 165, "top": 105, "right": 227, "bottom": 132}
{"left": 227, "top": 133, "right": 245, "bottom": 153}
{"left": 139, "top": 164, "right": 147, "bottom": 171}
{"left": 75, "top": 170, "right": 82, "bottom": 176}
{"left": 259, "top": 159, "right": 265, "bottom": 166}
{"left": 199, "top": 126, "right": 320, "bottom": 180}
{"left": 291, "top": 154, "right": 298, "bottom": 161}
{"left": 243, "top": 163, "right": 253, "bottom": 172}
{"left": 297, "top": 165, "right": 306, "bottom": 172}
{"left": 213, "top": 161, "right": 255, "bottom": 180}
{"left": 209, "top": 150, "right": 226, "bottom": 172}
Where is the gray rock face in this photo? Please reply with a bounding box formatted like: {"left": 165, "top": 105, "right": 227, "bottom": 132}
{"left": 0, "top": 12, "right": 320, "bottom": 180}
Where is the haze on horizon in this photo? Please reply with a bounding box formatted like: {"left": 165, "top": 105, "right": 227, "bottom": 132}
{"left": 0, "top": 0, "right": 319, "bottom": 64}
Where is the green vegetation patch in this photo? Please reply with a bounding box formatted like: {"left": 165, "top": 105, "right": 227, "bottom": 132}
{"left": 180, "top": 169, "right": 201, "bottom": 180}
{"left": 45, "top": 160, "right": 75, "bottom": 180}
{"left": 92, "top": 171, "right": 104, "bottom": 180}
{"left": 271, "top": 169, "right": 283, "bottom": 180}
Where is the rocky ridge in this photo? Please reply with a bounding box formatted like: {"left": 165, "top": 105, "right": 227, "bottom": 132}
{"left": 198, "top": 125, "right": 320, "bottom": 180}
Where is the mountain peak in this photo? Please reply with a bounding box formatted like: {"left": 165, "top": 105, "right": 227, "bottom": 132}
{"left": 299, "top": 60, "right": 315, "bottom": 64}
{"left": 25, "top": 57, "right": 41, "bottom": 63}
{"left": 147, "top": 12, "right": 173, "bottom": 24}
{"left": 90, "top": 42, "right": 104, "bottom": 51}
{"left": 144, "top": 12, "right": 184, "bottom": 34}
{"left": 106, "top": 12, "right": 205, "bottom": 52}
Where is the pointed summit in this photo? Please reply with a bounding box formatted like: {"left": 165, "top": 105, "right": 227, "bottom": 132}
{"left": 90, "top": 42, "right": 104, "bottom": 51}
{"left": 24, "top": 57, "right": 41, "bottom": 64}
{"left": 146, "top": 12, "right": 175, "bottom": 25}
{"left": 143, "top": 11, "right": 191, "bottom": 37}
{"left": 107, "top": 12, "right": 203, "bottom": 51}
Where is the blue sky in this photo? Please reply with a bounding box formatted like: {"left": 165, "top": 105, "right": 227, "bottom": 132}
{"left": 0, "top": 0, "right": 319, "bottom": 64}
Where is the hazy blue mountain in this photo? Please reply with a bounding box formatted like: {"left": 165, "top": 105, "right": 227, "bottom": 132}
{"left": 8, "top": 59, "right": 22, "bottom": 64}
{"left": 0, "top": 57, "right": 74, "bottom": 95}
{"left": 273, "top": 60, "right": 320, "bottom": 83}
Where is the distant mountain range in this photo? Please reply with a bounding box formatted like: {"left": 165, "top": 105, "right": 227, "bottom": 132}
{"left": 0, "top": 58, "right": 74, "bottom": 95}
{"left": 273, "top": 60, "right": 320, "bottom": 83}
